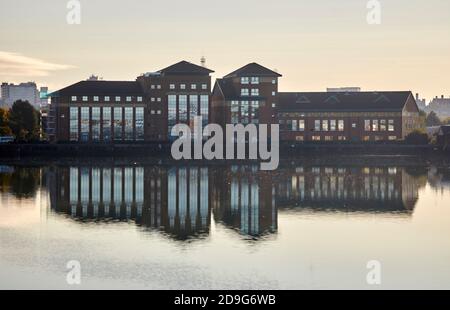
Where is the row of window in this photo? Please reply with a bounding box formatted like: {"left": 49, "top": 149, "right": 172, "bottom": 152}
{"left": 69, "top": 107, "right": 145, "bottom": 142}
{"left": 71, "top": 96, "right": 143, "bottom": 103}
{"left": 306, "top": 135, "right": 398, "bottom": 141}
{"left": 168, "top": 95, "right": 209, "bottom": 136}
{"left": 169, "top": 84, "right": 208, "bottom": 90}
{"left": 364, "top": 120, "right": 396, "bottom": 132}
{"left": 231, "top": 100, "right": 260, "bottom": 124}
{"left": 240, "top": 77, "right": 277, "bottom": 85}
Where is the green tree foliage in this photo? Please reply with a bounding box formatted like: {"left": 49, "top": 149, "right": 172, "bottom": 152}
{"left": 405, "top": 130, "right": 429, "bottom": 145}
{"left": 8, "top": 100, "right": 40, "bottom": 142}
{"left": 426, "top": 111, "right": 442, "bottom": 127}
{"left": 0, "top": 108, "right": 12, "bottom": 136}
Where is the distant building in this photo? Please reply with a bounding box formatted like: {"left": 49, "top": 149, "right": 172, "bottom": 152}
{"left": 425, "top": 95, "right": 450, "bottom": 119}
{"left": 326, "top": 87, "right": 361, "bottom": 93}
{"left": 415, "top": 93, "right": 427, "bottom": 111}
{"left": 0, "top": 82, "right": 41, "bottom": 108}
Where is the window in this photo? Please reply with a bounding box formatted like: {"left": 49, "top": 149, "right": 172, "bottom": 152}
{"left": 189, "top": 95, "right": 198, "bottom": 121}
{"left": 114, "top": 107, "right": 123, "bottom": 141}
{"left": 322, "top": 120, "right": 329, "bottom": 131}
{"left": 272, "top": 103, "right": 276, "bottom": 108}
{"left": 180, "top": 84, "right": 186, "bottom": 90}
{"left": 105, "top": 96, "right": 110, "bottom": 102}
{"left": 388, "top": 136, "right": 397, "bottom": 141}
{"left": 325, "top": 136, "right": 333, "bottom": 141}
{"left": 137, "top": 96, "right": 143, "bottom": 102}
{"left": 251, "top": 101, "right": 259, "bottom": 124}
{"left": 124, "top": 107, "right": 134, "bottom": 141}
{"left": 200, "top": 95, "right": 209, "bottom": 127}
{"left": 126, "top": 96, "right": 132, "bottom": 102}
{"left": 179, "top": 95, "right": 188, "bottom": 122}
{"left": 372, "top": 120, "right": 379, "bottom": 132}
{"left": 157, "top": 85, "right": 161, "bottom": 89}
{"left": 94, "top": 96, "right": 99, "bottom": 102}
{"left": 251, "top": 89, "right": 259, "bottom": 96}
{"left": 71, "top": 96, "right": 77, "bottom": 102}
{"left": 241, "top": 101, "right": 249, "bottom": 124}
{"left": 115, "top": 96, "right": 121, "bottom": 102}
{"left": 299, "top": 120, "right": 305, "bottom": 131}
{"left": 202, "top": 84, "right": 208, "bottom": 90}
{"left": 338, "top": 136, "right": 346, "bottom": 141}
{"left": 231, "top": 101, "right": 239, "bottom": 124}
{"left": 241, "top": 89, "right": 249, "bottom": 96}
{"left": 157, "top": 110, "right": 161, "bottom": 115}
{"left": 251, "top": 77, "right": 259, "bottom": 84}
{"left": 315, "top": 120, "right": 321, "bottom": 131}
{"left": 135, "top": 107, "right": 144, "bottom": 141}
{"left": 380, "top": 120, "right": 387, "bottom": 131}
{"left": 168, "top": 95, "right": 177, "bottom": 136}
{"left": 92, "top": 107, "right": 101, "bottom": 142}
{"left": 151, "top": 97, "right": 155, "bottom": 102}
{"left": 82, "top": 96, "right": 88, "bottom": 102}
{"left": 352, "top": 123, "right": 357, "bottom": 128}
{"left": 363, "top": 136, "right": 370, "bottom": 141}
{"left": 272, "top": 91, "right": 276, "bottom": 96}
{"left": 157, "top": 97, "right": 161, "bottom": 102}
{"left": 69, "top": 107, "right": 78, "bottom": 141}
{"left": 272, "top": 79, "right": 277, "bottom": 84}
{"left": 365, "top": 120, "right": 371, "bottom": 131}
{"left": 292, "top": 120, "right": 298, "bottom": 131}
{"left": 170, "top": 84, "right": 175, "bottom": 90}
{"left": 80, "top": 107, "right": 89, "bottom": 142}
{"left": 191, "top": 84, "right": 197, "bottom": 90}
{"left": 241, "top": 77, "right": 249, "bottom": 84}
{"left": 330, "top": 120, "right": 336, "bottom": 131}
{"left": 388, "top": 120, "right": 395, "bottom": 132}
{"left": 102, "top": 107, "right": 112, "bottom": 142}
{"left": 296, "top": 136, "right": 304, "bottom": 141}
{"left": 338, "top": 120, "right": 344, "bottom": 131}
{"left": 151, "top": 85, "right": 156, "bottom": 89}
{"left": 312, "top": 136, "right": 321, "bottom": 141}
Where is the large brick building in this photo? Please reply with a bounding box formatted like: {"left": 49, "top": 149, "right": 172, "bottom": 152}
{"left": 51, "top": 61, "right": 420, "bottom": 144}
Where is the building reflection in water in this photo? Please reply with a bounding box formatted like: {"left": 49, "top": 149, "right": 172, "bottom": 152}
{"left": 47, "top": 163, "right": 427, "bottom": 241}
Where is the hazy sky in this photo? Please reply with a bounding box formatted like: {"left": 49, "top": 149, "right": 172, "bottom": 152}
{"left": 1, "top": 0, "right": 449, "bottom": 101}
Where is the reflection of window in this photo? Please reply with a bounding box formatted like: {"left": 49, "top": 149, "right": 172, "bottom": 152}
{"left": 92, "top": 107, "right": 101, "bottom": 141}
{"left": 315, "top": 120, "right": 321, "bottom": 131}
{"left": 80, "top": 107, "right": 89, "bottom": 142}
{"left": 322, "top": 120, "right": 329, "bottom": 131}
{"left": 70, "top": 107, "right": 78, "bottom": 141}
{"left": 124, "top": 107, "right": 134, "bottom": 141}
{"left": 388, "top": 120, "right": 395, "bottom": 132}
{"left": 312, "top": 136, "right": 321, "bottom": 141}
{"left": 299, "top": 120, "right": 305, "bottom": 131}
{"left": 338, "top": 120, "right": 344, "bottom": 131}
{"left": 102, "top": 107, "right": 111, "bottom": 142}
{"left": 372, "top": 120, "right": 379, "bottom": 132}
{"left": 114, "top": 107, "right": 123, "bottom": 141}
{"left": 292, "top": 120, "right": 298, "bottom": 131}
{"left": 330, "top": 120, "right": 336, "bottom": 131}
{"left": 380, "top": 120, "right": 387, "bottom": 131}
{"left": 135, "top": 107, "right": 144, "bottom": 141}
{"left": 365, "top": 120, "right": 371, "bottom": 131}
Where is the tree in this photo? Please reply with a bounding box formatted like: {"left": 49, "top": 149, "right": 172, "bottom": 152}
{"left": 0, "top": 108, "right": 12, "bottom": 136}
{"left": 426, "top": 111, "right": 442, "bottom": 127}
{"left": 405, "top": 130, "right": 429, "bottom": 145}
{"left": 8, "top": 100, "right": 40, "bottom": 142}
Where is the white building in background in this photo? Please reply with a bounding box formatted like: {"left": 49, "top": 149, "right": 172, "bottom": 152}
{"left": 0, "top": 82, "right": 48, "bottom": 109}
{"left": 326, "top": 87, "right": 361, "bottom": 92}
{"left": 425, "top": 95, "right": 450, "bottom": 119}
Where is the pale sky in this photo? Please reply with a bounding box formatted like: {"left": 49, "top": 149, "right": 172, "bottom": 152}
{"left": 1, "top": 0, "right": 449, "bottom": 101}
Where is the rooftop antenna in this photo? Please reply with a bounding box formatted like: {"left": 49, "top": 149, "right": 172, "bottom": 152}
{"left": 201, "top": 56, "right": 206, "bottom": 67}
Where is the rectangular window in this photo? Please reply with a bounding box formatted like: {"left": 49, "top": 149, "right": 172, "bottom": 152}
{"left": 69, "top": 107, "right": 78, "bottom": 141}
{"left": 251, "top": 89, "right": 259, "bottom": 96}
{"left": 124, "top": 107, "right": 134, "bottom": 141}
{"left": 251, "top": 101, "right": 259, "bottom": 124}
{"left": 114, "top": 107, "right": 123, "bottom": 141}
{"left": 380, "top": 120, "right": 387, "bottom": 131}
{"left": 157, "top": 85, "right": 161, "bottom": 89}
{"left": 241, "top": 77, "right": 249, "bottom": 84}
{"left": 82, "top": 96, "right": 88, "bottom": 102}
{"left": 202, "top": 84, "right": 208, "bottom": 90}
{"left": 80, "top": 107, "right": 89, "bottom": 142}
{"left": 168, "top": 95, "right": 177, "bottom": 136}
{"left": 299, "top": 120, "right": 305, "bottom": 131}
{"left": 365, "top": 120, "right": 371, "bottom": 131}
{"left": 251, "top": 77, "right": 259, "bottom": 84}
{"left": 200, "top": 95, "right": 209, "bottom": 127}
{"left": 115, "top": 96, "right": 121, "bottom": 102}
{"left": 292, "top": 120, "right": 298, "bottom": 131}
{"left": 231, "top": 101, "right": 239, "bottom": 124}
{"left": 137, "top": 96, "right": 143, "bottom": 102}
{"left": 71, "top": 96, "right": 77, "bottom": 102}
{"left": 315, "top": 120, "right": 321, "bottom": 131}
{"left": 105, "top": 96, "right": 110, "bottom": 102}
{"left": 179, "top": 95, "right": 188, "bottom": 122}
{"left": 241, "top": 89, "right": 249, "bottom": 96}
{"left": 135, "top": 107, "right": 144, "bottom": 141}
{"left": 91, "top": 107, "right": 101, "bottom": 142}
{"left": 189, "top": 95, "right": 198, "bottom": 121}
{"left": 94, "top": 96, "right": 99, "bottom": 102}
{"left": 330, "top": 120, "right": 336, "bottom": 131}
{"left": 325, "top": 136, "right": 333, "bottom": 141}
{"left": 180, "top": 84, "right": 186, "bottom": 90}
{"left": 312, "top": 136, "right": 321, "bottom": 141}
{"left": 372, "top": 120, "right": 379, "bottom": 132}
{"left": 388, "top": 120, "right": 395, "bottom": 132}
{"left": 102, "top": 107, "right": 112, "bottom": 142}
{"left": 170, "top": 84, "right": 175, "bottom": 90}
{"left": 191, "top": 84, "right": 197, "bottom": 90}
{"left": 126, "top": 96, "right": 132, "bottom": 102}
{"left": 241, "top": 101, "right": 249, "bottom": 124}
{"left": 322, "top": 120, "right": 329, "bottom": 131}
{"left": 338, "top": 120, "right": 344, "bottom": 131}
{"left": 388, "top": 136, "right": 397, "bottom": 141}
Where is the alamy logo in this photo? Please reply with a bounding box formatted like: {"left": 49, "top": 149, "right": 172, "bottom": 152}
{"left": 66, "top": 0, "right": 81, "bottom": 25}
{"left": 171, "top": 116, "right": 279, "bottom": 171}
{"left": 66, "top": 260, "right": 81, "bottom": 285}
{"left": 366, "top": 260, "right": 382, "bottom": 285}
{"left": 367, "top": 0, "right": 381, "bottom": 25}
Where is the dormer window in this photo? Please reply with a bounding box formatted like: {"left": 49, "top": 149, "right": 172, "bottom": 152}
{"left": 241, "top": 77, "right": 249, "bottom": 85}
{"left": 251, "top": 77, "right": 259, "bottom": 84}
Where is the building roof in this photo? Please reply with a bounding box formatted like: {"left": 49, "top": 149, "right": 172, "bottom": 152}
{"left": 158, "top": 60, "right": 214, "bottom": 76}
{"left": 223, "top": 63, "right": 282, "bottom": 78}
{"left": 278, "top": 91, "right": 414, "bottom": 112}
{"left": 52, "top": 81, "right": 144, "bottom": 96}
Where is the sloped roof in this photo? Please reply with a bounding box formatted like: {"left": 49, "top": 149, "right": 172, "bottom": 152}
{"left": 214, "top": 79, "right": 238, "bottom": 100}
{"left": 278, "top": 91, "right": 413, "bottom": 112}
{"left": 158, "top": 60, "right": 214, "bottom": 75}
{"left": 53, "top": 81, "right": 143, "bottom": 96}
{"left": 224, "top": 63, "right": 282, "bottom": 78}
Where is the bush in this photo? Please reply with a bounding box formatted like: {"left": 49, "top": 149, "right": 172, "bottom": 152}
{"left": 405, "top": 130, "right": 429, "bottom": 145}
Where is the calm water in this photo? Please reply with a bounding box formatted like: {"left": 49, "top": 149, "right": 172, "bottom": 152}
{"left": 1, "top": 157, "right": 450, "bottom": 289}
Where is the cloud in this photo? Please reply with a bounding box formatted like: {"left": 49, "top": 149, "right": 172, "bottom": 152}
{"left": 0, "top": 51, "right": 75, "bottom": 77}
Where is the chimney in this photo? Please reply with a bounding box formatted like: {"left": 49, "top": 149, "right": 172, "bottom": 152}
{"left": 416, "top": 93, "right": 419, "bottom": 101}
{"left": 442, "top": 95, "right": 444, "bottom": 99}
